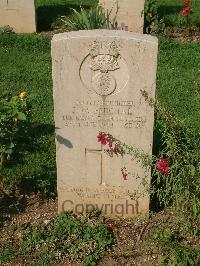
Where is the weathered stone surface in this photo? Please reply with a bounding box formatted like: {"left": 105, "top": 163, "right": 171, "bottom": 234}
{"left": 52, "top": 30, "right": 158, "bottom": 218}
{"left": 0, "top": 0, "right": 36, "bottom": 33}
{"left": 99, "top": 0, "right": 145, "bottom": 33}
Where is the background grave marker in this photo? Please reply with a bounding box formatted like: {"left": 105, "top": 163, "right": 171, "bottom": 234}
{"left": 0, "top": 0, "right": 36, "bottom": 33}
{"left": 99, "top": 0, "right": 145, "bottom": 33}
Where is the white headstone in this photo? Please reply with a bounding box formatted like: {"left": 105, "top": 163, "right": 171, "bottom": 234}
{"left": 99, "top": 0, "right": 145, "bottom": 33}
{"left": 0, "top": 0, "right": 36, "bottom": 33}
{"left": 52, "top": 30, "right": 158, "bottom": 218}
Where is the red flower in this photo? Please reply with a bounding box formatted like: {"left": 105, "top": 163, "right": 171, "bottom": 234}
{"left": 121, "top": 168, "right": 128, "bottom": 181}
{"left": 155, "top": 157, "right": 169, "bottom": 176}
{"left": 187, "top": 7, "right": 193, "bottom": 12}
{"left": 97, "top": 132, "right": 114, "bottom": 148}
{"left": 97, "top": 133, "right": 107, "bottom": 145}
{"left": 181, "top": 7, "right": 192, "bottom": 16}
{"left": 183, "top": 0, "right": 190, "bottom": 6}
{"left": 181, "top": 9, "right": 187, "bottom": 16}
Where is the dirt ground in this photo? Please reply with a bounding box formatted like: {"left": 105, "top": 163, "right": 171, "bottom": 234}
{"left": 0, "top": 194, "right": 199, "bottom": 265}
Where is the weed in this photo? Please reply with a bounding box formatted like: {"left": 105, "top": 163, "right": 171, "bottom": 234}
{"left": 20, "top": 211, "right": 114, "bottom": 265}
{"left": 0, "top": 245, "right": 20, "bottom": 264}
{"left": 97, "top": 96, "right": 200, "bottom": 233}
{"left": 153, "top": 228, "right": 200, "bottom": 266}
{"left": 144, "top": 0, "right": 165, "bottom": 34}
{"left": 0, "top": 91, "right": 31, "bottom": 167}
{"left": 0, "top": 25, "right": 13, "bottom": 35}
{"left": 61, "top": 6, "right": 117, "bottom": 31}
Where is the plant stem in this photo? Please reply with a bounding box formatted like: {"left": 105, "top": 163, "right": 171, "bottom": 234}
{"left": 0, "top": 153, "right": 4, "bottom": 169}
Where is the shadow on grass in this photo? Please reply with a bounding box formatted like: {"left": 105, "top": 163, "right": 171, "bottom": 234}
{"left": 36, "top": 3, "right": 91, "bottom": 31}
{"left": 3, "top": 123, "right": 55, "bottom": 164}
{"left": 158, "top": 5, "right": 181, "bottom": 18}
{"left": 1, "top": 123, "right": 56, "bottom": 197}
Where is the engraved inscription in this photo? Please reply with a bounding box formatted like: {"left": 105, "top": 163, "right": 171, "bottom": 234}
{"left": 62, "top": 100, "right": 146, "bottom": 129}
{"left": 59, "top": 186, "right": 139, "bottom": 200}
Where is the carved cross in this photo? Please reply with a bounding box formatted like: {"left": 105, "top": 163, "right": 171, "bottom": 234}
{"left": 85, "top": 147, "right": 106, "bottom": 185}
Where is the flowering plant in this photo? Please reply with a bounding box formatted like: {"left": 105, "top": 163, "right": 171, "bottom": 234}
{"left": 97, "top": 91, "right": 200, "bottom": 224}
{"left": 181, "top": 0, "right": 193, "bottom": 17}
{"left": 155, "top": 157, "right": 169, "bottom": 177}
{"left": 180, "top": 0, "right": 193, "bottom": 33}
{"left": 181, "top": 6, "right": 192, "bottom": 17}
{"left": 0, "top": 91, "right": 30, "bottom": 167}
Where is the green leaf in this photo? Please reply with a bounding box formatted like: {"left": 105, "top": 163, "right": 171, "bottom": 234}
{"left": 17, "top": 112, "right": 26, "bottom": 121}
{"left": 3, "top": 143, "right": 15, "bottom": 154}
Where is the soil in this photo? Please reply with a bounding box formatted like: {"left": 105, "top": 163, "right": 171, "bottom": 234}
{"left": 161, "top": 26, "right": 200, "bottom": 43}
{"left": 0, "top": 194, "right": 199, "bottom": 266}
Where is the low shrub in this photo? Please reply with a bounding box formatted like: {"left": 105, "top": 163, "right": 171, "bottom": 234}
{"left": 1, "top": 211, "right": 114, "bottom": 265}
{"left": 153, "top": 228, "right": 200, "bottom": 266}
{"left": 0, "top": 91, "right": 31, "bottom": 167}
{"left": 144, "top": 0, "right": 165, "bottom": 34}
{"left": 97, "top": 90, "right": 200, "bottom": 232}
{"left": 61, "top": 6, "right": 117, "bottom": 31}
{"left": 0, "top": 25, "right": 13, "bottom": 35}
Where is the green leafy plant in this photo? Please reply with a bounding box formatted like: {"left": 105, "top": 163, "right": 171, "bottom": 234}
{"left": 152, "top": 98, "right": 200, "bottom": 224}
{"left": 153, "top": 228, "right": 200, "bottom": 266}
{"left": 97, "top": 90, "right": 200, "bottom": 231}
{"left": 0, "top": 91, "right": 30, "bottom": 167}
{"left": 0, "top": 25, "right": 13, "bottom": 35}
{"left": 144, "top": 0, "right": 165, "bottom": 34}
{"left": 21, "top": 211, "right": 114, "bottom": 265}
{"left": 61, "top": 6, "right": 117, "bottom": 31}
{"left": 0, "top": 245, "right": 20, "bottom": 264}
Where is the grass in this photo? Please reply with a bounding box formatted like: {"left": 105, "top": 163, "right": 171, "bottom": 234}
{"left": 157, "top": 37, "right": 200, "bottom": 129}
{"left": 1, "top": 0, "right": 200, "bottom": 195}
{"left": 34, "top": 0, "right": 200, "bottom": 31}
{"left": 157, "top": 0, "right": 200, "bottom": 27}
{"left": 0, "top": 34, "right": 56, "bottom": 195}
{"left": 0, "top": 0, "right": 199, "bottom": 196}
{"left": 0, "top": 34, "right": 199, "bottom": 195}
